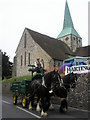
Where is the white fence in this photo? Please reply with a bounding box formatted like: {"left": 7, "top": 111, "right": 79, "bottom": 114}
{"left": 65, "top": 65, "right": 90, "bottom": 75}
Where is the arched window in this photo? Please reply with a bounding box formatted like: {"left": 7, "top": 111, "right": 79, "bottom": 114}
{"left": 73, "top": 37, "right": 75, "bottom": 41}
{"left": 76, "top": 37, "right": 78, "bottom": 45}
{"left": 24, "top": 52, "right": 26, "bottom": 66}
{"left": 24, "top": 33, "right": 26, "bottom": 48}
{"left": 79, "top": 39, "right": 80, "bottom": 43}
{"left": 28, "top": 53, "right": 30, "bottom": 65}
{"left": 21, "top": 55, "right": 23, "bottom": 66}
{"left": 65, "top": 37, "right": 69, "bottom": 41}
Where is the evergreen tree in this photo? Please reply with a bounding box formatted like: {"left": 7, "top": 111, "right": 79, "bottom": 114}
{"left": 2, "top": 52, "right": 13, "bottom": 79}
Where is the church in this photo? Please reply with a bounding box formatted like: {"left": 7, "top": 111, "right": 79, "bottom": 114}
{"left": 13, "top": 1, "right": 89, "bottom": 77}
{"left": 57, "top": 0, "right": 82, "bottom": 52}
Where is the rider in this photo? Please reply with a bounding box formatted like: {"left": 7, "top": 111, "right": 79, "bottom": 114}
{"left": 35, "top": 58, "right": 45, "bottom": 75}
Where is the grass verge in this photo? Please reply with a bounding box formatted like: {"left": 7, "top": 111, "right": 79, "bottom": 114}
{"left": 1, "top": 75, "right": 32, "bottom": 84}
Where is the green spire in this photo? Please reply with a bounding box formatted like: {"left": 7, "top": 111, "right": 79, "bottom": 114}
{"left": 63, "top": 0, "right": 74, "bottom": 29}
{"left": 57, "top": 0, "right": 81, "bottom": 39}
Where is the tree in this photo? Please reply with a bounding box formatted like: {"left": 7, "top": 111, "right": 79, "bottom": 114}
{"left": 2, "top": 52, "right": 13, "bottom": 79}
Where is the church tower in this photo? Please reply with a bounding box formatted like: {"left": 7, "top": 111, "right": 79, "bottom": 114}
{"left": 57, "top": 0, "right": 82, "bottom": 52}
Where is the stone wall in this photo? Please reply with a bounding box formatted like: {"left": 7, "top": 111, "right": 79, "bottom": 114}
{"left": 50, "top": 73, "right": 89, "bottom": 111}
{"left": 68, "top": 73, "right": 89, "bottom": 110}
{"left": 14, "top": 29, "right": 53, "bottom": 77}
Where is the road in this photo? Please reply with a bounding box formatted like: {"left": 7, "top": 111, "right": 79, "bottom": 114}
{"left": 2, "top": 95, "right": 89, "bottom": 120}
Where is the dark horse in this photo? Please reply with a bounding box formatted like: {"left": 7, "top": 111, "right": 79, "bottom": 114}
{"left": 44, "top": 70, "right": 77, "bottom": 113}
{"left": 28, "top": 70, "right": 77, "bottom": 116}
{"left": 28, "top": 77, "right": 50, "bottom": 117}
{"left": 62, "top": 72, "right": 77, "bottom": 92}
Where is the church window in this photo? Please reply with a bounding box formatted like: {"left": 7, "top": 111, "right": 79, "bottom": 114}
{"left": 65, "top": 37, "right": 69, "bottom": 41}
{"left": 73, "top": 37, "right": 75, "bottom": 40}
{"left": 21, "top": 55, "right": 23, "bottom": 66}
{"left": 76, "top": 39, "right": 78, "bottom": 45}
{"left": 79, "top": 39, "right": 80, "bottom": 43}
{"left": 24, "top": 33, "right": 26, "bottom": 48}
{"left": 28, "top": 53, "right": 30, "bottom": 65}
{"left": 58, "top": 62, "right": 60, "bottom": 67}
{"left": 76, "top": 37, "right": 78, "bottom": 44}
{"left": 24, "top": 52, "right": 26, "bottom": 66}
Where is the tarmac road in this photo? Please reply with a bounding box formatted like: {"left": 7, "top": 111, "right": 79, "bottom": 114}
{"left": 2, "top": 95, "right": 89, "bottom": 120}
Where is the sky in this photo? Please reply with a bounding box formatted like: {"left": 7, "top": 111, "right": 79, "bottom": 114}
{"left": 0, "top": 0, "right": 89, "bottom": 62}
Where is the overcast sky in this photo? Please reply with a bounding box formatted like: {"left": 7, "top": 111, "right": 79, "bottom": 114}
{"left": 0, "top": 0, "right": 89, "bottom": 62}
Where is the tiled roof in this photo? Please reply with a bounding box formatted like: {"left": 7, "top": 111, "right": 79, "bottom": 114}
{"left": 26, "top": 28, "right": 73, "bottom": 61}
{"left": 75, "top": 45, "right": 90, "bottom": 57}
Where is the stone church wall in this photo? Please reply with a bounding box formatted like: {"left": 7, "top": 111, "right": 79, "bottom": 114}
{"left": 58, "top": 35, "right": 82, "bottom": 52}
{"left": 58, "top": 35, "right": 71, "bottom": 49}
{"left": 14, "top": 29, "right": 53, "bottom": 77}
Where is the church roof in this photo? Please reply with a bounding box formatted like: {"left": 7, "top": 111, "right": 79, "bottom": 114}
{"left": 26, "top": 28, "right": 73, "bottom": 61}
{"left": 57, "top": 0, "right": 81, "bottom": 39}
{"left": 74, "top": 45, "right": 90, "bottom": 57}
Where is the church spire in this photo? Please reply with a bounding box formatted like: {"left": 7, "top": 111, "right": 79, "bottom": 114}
{"left": 57, "top": 0, "right": 82, "bottom": 52}
{"left": 63, "top": 0, "right": 74, "bottom": 29}
{"left": 57, "top": 0, "right": 81, "bottom": 39}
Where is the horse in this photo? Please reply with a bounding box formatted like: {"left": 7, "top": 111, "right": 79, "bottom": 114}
{"left": 30, "top": 70, "right": 68, "bottom": 113}
{"left": 28, "top": 76, "right": 50, "bottom": 117}
{"left": 28, "top": 70, "right": 77, "bottom": 116}
{"left": 44, "top": 70, "right": 68, "bottom": 112}
{"left": 44, "top": 70, "right": 77, "bottom": 113}
{"left": 61, "top": 72, "right": 77, "bottom": 92}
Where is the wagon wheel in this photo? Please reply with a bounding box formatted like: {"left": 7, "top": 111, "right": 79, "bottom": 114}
{"left": 22, "top": 96, "right": 27, "bottom": 108}
{"left": 13, "top": 95, "right": 17, "bottom": 105}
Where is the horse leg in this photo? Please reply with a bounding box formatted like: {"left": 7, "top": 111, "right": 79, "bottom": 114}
{"left": 28, "top": 96, "right": 34, "bottom": 110}
{"left": 59, "top": 98, "right": 68, "bottom": 113}
{"left": 49, "top": 101, "right": 54, "bottom": 110}
{"left": 40, "top": 98, "right": 48, "bottom": 117}
{"left": 36, "top": 96, "right": 41, "bottom": 112}
{"left": 29, "top": 101, "right": 32, "bottom": 110}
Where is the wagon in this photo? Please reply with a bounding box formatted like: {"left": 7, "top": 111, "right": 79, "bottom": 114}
{"left": 10, "top": 65, "right": 45, "bottom": 108}
{"left": 10, "top": 80, "right": 32, "bottom": 108}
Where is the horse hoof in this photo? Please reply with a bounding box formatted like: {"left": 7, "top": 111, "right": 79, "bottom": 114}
{"left": 28, "top": 105, "right": 33, "bottom": 110}
{"left": 41, "top": 113, "right": 47, "bottom": 117}
{"left": 36, "top": 103, "right": 41, "bottom": 112}
{"left": 36, "top": 108, "right": 41, "bottom": 112}
{"left": 29, "top": 107, "right": 32, "bottom": 110}
{"left": 41, "top": 110, "right": 48, "bottom": 117}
